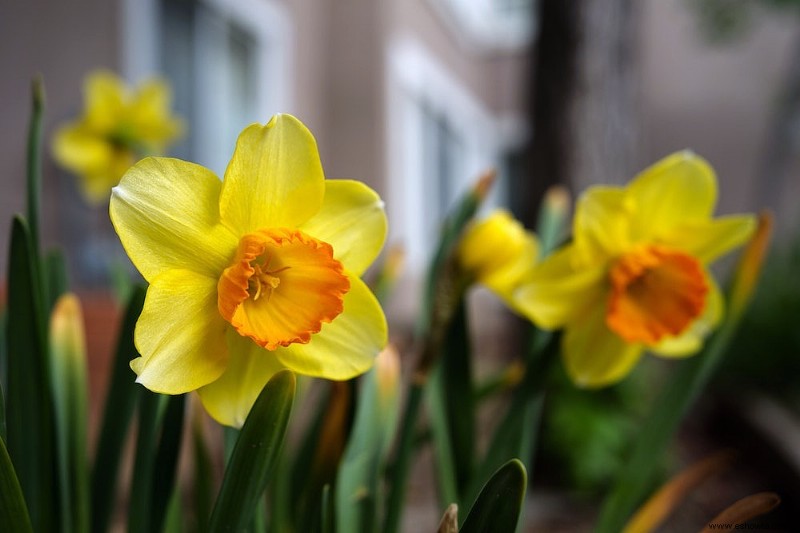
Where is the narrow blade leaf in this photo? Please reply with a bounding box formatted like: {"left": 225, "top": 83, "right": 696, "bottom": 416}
{"left": 461, "top": 459, "right": 527, "bottom": 533}
{"left": 209, "top": 370, "right": 295, "bottom": 532}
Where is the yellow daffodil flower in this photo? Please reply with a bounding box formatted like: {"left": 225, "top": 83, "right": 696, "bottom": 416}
{"left": 514, "top": 152, "right": 755, "bottom": 388}
{"left": 53, "top": 70, "right": 183, "bottom": 204}
{"left": 110, "top": 114, "right": 387, "bottom": 427}
{"left": 458, "top": 209, "right": 539, "bottom": 310}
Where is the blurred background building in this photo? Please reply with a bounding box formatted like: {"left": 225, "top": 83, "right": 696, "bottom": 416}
{"left": 2, "top": 0, "right": 799, "bottom": 287}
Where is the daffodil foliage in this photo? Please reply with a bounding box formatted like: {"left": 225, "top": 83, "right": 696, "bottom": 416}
{"left": 110, "top": 114, "right": 388, "bottom": 427}
{"left": 514, "top": 152, "right": 755, "bottom": 387}
{"left": 53, "top": 71, "right": 183, "bottom": 204}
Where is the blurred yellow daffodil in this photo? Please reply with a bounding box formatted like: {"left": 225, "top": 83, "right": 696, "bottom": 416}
{"left": 110, "top": 114, "right": 387, "bottom": 427}
{"left": 53, "top": 70, "right": 183, "bottom": 204}
{"left": 458, "top": 209, "right": 539, "bottom": 310}
{"left": 514, "top": 152, "right": 755, "bottom": 387}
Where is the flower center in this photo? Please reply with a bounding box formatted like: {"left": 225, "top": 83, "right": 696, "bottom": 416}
{"left": 217, "top": 228, "right": 350, "bottom": 350}
{"left": 606, "top": 245, "right": 708, "bottom": 344}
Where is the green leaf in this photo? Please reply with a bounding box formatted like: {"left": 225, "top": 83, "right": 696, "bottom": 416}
{"left": 336, "top": 349, "right": 400, "bottom": 533}
{"left": 128, "top": 390, "right": 166, "bottom": 533}
{"left": 5, "top": 216, "right": 55, "bottom": 533}
{"left": 385, "top": 172, "right": 494, "bottom": 533}
{"left": 464, "top": 330, "right": 556, "bottom": 516}
{"left": 44, "top": 248, "right": 69, "bottom": 313}
{"left": 50, "top": 294, "right": 90, "bottom": 533}
{"left": 0, "top": 435, "right": 32, "bottom": 533}
{"left": 209, "top": 370, "right": 295, "bottom": 532}
{"left": 26, "top": 77, "right": 44, "bottom": 253}
{"left": 150, "top": 394, "right": 186, "bottom": 533}
{"left": 91, "top": 285, "right": 145, "bottom": 533}
{"left": 461, "top": 459, "right": 527, "bottom": 533}
{"left": 192, "top": 412, "right": 214, "bottom": 533}
{"left": 428, "top": 299, "right": 474, "bottom": 506}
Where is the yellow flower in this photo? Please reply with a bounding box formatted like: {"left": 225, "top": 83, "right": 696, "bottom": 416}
{"left": 53, "top": 70, "right": 183, "bottom": 204}
{"left": 109, "top": 114, "right": 387, "bottom": 426}
{"left": 514, "top": 152, "right": 755, "bottom": 387}
{"left": 458, "top": 209, "right": 539, "bottom": 310}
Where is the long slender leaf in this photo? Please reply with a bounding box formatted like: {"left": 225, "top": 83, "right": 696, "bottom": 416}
{"left": 209, "top": 370, "right": 295, "bottom": 532}
{"left": 128, "top": 391, "right": 166, "bottom": 533}
{"left": 461, "top": 459, "right": 527, "bottom": 533}
{"left": 44, "top": 248, "right": 69, "bottom": 313}
{"left": 336, "top": 347, "right": 400, "bottom": 533}
{"left": 192, "top": 411, "right": 214, "bottom": 533}
{"left": 26, "top": 77, "right": 44, "bottom": 255}
{"left": 150, "top": 394, "right": 186, "bottom": 533}
{"left": 385, "top": 172, "right": 494, "bottom": 533}
{"left": 50, "top": 294, "right": 90, "bottom": 533}
{"left": 91, "top": 285, "right": 145, "bottom": 533}
{"left": 428, "top": 299, "right": 474, "bottom": 506}
{"left": 0, "top": 435, "right": 32, "bottom": 533}
{"left": 5, "top": 216, "right": 55, "bottom": 532}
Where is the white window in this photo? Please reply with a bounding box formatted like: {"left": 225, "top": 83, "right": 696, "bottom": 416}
{"left": 122, "top": 0, "right": 292, "bottom": 175}
{"left": 386, "top": 39, "right": 506, "bottom": 273}
{"left": 427, "top": 0, "right": 536, "bottom": 52}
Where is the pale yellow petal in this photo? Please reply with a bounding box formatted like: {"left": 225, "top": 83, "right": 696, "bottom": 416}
{"left": 219, "top": 115, "right": 325, "bottom": 234}
{"left": 128, "top": 78, "right": 184, "bottom": 146}
{"left": 660, "top": 215, "right": 756, "bottom": 264}
{"left": 562, "top": 298, "right": 644, "bottom": 388}
{"left": 198, "top": 331, "right": 287, "bottom": 428}
{"left": 627, "top": 151, "right": 717, "bottom": 240}
{"left": 52, "top": 124, "right": 113, "bottom": 176}
{"left": 131, "top": 269, "right": 229, "bottom": 394}
{"left": 573, "top": 186, "right": 633, "bottom": 263}
{"left": 513, "top": 244, "right": 606, "bottom": 330}
{"left": 84, "top": 70, "right": 127, "bottom": 132}
{"left": 650, "top": 274, "right": 724, "bottom": 357}
{"left": 458, "top": 209, "right": 539, "bottom": 296}
{"left": 299, "top": 180, "right": 387, "bottom": 276}
{"left": 110, "top": 157, "right": 238, "bottom": 281}
{"left": 79, "top": 149, "right": 136, "bottom": 204}
{"left": 276, "top": 274, "right": 386, "bottom": 380}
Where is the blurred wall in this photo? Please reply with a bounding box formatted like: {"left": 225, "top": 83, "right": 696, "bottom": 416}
{"left": 0, "top": 0, "right": 121, "bottom": 280}
{"left": 640, "top": 0, "right": 800, "bottom": 235}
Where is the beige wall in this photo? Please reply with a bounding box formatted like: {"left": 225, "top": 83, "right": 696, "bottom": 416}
{"left": 640, "top": 0, "right": 800, "bottom": 234}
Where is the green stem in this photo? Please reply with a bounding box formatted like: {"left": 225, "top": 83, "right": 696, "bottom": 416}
{"left": 26, "top": 76, "right": 44, "bottom": 254}
{"left": 383, "top": 381, "right": 424, "bottom": 533}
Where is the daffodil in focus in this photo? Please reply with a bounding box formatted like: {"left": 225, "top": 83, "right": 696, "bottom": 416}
{"left": 110, "top": 114, "right": 387, "bottom": 427}
{"left": 53, "top": 70, "right": 183, "bottom": 204}
{"left": 514, "top": 152, "right": 755, "bottom": 387}
{"left": 458, "top": 209, "right": 539, "bottom": 311}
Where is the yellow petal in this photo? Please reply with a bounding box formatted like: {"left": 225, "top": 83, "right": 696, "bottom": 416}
{"left": 513, "top": 244, "right": 606, "bottom": 330}
{"left": 276, "top": 274, "right": 386, "bottom": 380}
{"left": 132, "top": 269, "right": 229, "bottom": 394}
{"left": 197, "top": 331, "right": 287, "bottom": 428}
{"left": 110, "top": 157, "right": 238, "bottom": 281}
{"left": 84, "top": 70, "right": 126, "bottom": 132}
{"left": 52, "top": 124, "right": 114, "bottom": 176}
{"left": 661, "top": 215, "right": 756, "bottom": 264}
{"left": 299, "top": 179, "right": 387, "bottom": 276}
{"left": 573, "top": 186, "right": 632, "bottom": 263}
{"left": 128, "top": 78, "right": 184, "bottom": 146}
{"left": 650, "top": 274, "right": 723, "bottom": 357}
{"left": 458, "top": 209, "right": 539, "bottom": 296}
{"left": 562, "top": 299, "right": 644, "bottom": 388}
{"left": 627, "top": 151, "right": 717, "bottom": 240}
{"left": 219, "top": 115, "right": 325, "bottom": 234}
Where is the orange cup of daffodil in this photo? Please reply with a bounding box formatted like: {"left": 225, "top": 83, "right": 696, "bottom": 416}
{"left": 514, "top": 152, "right": 755, "bottom": 388}
{"left": 110, "top": 114, "right": 388, "bottom": 426}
